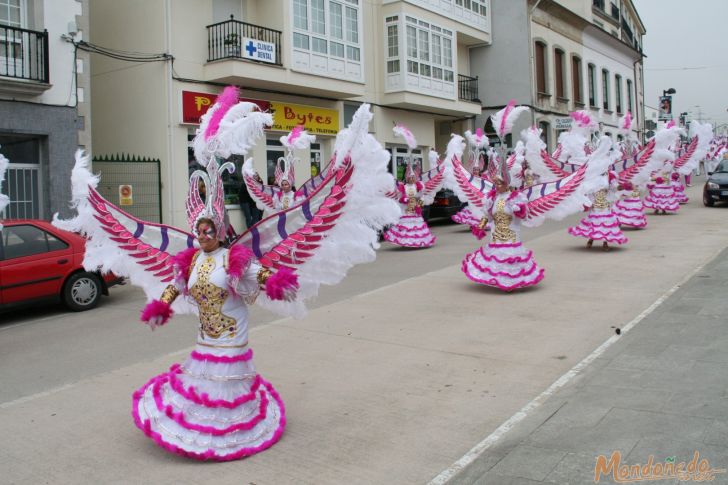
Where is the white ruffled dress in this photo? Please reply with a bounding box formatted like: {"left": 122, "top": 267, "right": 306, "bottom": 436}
{"left": 383, "top": 182, "right": 436, "bottom": 248}
{"left": 462, "top": 191, "right": 544, "bottom": 291}
{"left": 133, "top": 247, "right": 285, "bottom": 461}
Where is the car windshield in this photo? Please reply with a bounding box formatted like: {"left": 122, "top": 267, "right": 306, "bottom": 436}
{"left": 715, "top": 160, "right": 728, "bottom": 173}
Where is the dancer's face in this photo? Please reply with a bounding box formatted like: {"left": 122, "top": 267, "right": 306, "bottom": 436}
{"left": 495, "top": 179, "right": 509, "bottom": 194}
{"left": 281, "top": 180, "right": 292, "bottom": 193}
{"left": 197, "top": 222, "right": 221, "bottom": 252}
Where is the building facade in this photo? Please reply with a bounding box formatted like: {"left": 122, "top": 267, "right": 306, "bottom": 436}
{"left": 89, "top": 0, "right": 490, "bottom": 231}
{"left": 0, "top": 0, "right": 91, "bottom": 219}
{"left": 471, "top": 0, "right": 645, "bottom": 151}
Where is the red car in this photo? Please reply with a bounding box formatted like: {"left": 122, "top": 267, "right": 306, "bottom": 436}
{"left": 0, "top": 219, "right": 122, "bottom": 311}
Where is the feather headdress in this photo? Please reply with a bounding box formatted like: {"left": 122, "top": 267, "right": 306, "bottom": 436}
{"left": 393, "top": 124, "right": 418, "bottom": 150}
{"left": 280, "top": 125, "right": 316, "bottom": 150}
{"left": 490, "top": 100, "right": 529, "bottom": 140}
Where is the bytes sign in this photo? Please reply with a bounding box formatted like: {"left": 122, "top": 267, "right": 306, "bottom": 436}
{"left": 181, "top": 91, "right": 340, "bottom": 136}
{"left": 270, "top": 102, "right": 339, "bottom": 135}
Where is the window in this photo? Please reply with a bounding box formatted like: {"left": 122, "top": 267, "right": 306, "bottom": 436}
{"left": 292, "top": 0, "right": 361, "bottom": 65}
{"left": 310, "top": 143, "right": 323, "bottom": 177}
{"left": 0, "top": 0, "right": 23, "bottom": 28}
{"left": 615, "top": 74, "right": 622, "bottom": 114}
{"left": 535, "top": 41, "right": 547, "bottom": 94}
{"left": 572, "top": 56, "right": 583, "bottom": 104}
{"left": 602, "top": 68, "right": 610, "bottom": 110}
{"left": 588, "top": 63, "right": 597, "bottom": 107}
{"left": 1, "top": 224, "right": 68, "bottom": 260}
{"left": 554, "top": 48, "right": 566, "bottom": 99}
{"left": 626, "top": 79, "right": 633, "bottom": 114}
{"left": 388, "top": 146, "right": 423, "bottom": 181}
{"left": 392, "top": 16, "right": 454, "bottom": 85}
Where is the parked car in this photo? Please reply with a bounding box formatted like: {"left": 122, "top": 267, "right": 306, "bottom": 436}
{"left": 703, "top": 159, "right": 728, "bottom": 207}
{"left": 0, "top": 219, "right": 122, "bottom": 311}
{"left": 423, "top": 189, "right": 467, "bottom": 222}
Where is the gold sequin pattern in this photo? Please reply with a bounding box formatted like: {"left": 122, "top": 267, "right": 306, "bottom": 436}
{"left": 405, "top": 186, "right": 418, "bottom": 214}
{"left": 492, "top": 198, "right": 517, "bottom": 243}
{"left": 160, "top": 284, "right": 179, "bottom": 305}
{"left": 189, "top": 256, "right": 237, "bottom": 340}
{"left": 593, "top": 189, "right": 610, "bottom": 209}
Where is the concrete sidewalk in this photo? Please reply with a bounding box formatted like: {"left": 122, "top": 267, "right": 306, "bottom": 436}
{"left": 448, "top": 245, "right": 728, "bottom": 484}
{"left": 1, "top": 186, "right": 727, "bottom": 484}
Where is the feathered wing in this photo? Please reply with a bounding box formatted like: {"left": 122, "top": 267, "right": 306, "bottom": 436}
{"left": 674, "top": 121, "right": 713, "bottom": 175}
{"left": 234, "top": 104, "right": 400, "bottom": 318}
{"left": 419, "top": 162, "right": 446, "bottom": 205}
{"left": 491, "top": 100, "right": 529, "bottom": 139}
{"left": 610, "top": 138, "right": 658, "bottom": 186}
{"left": 0, "top": 152, "right": 9, "bottom": 228}
{"left": 445, "top": 155, "right": 492, "bottom": 219}
{"left": 523, "top": 127, "right": 574, "bottom": 181}
{"left": 243, "top": 158, "right": 280, "bottom": 211}
{"left": 295, "top": 156, "right": 335, "bottom": 199}
{"left": 52, "top": 151, "right": 197, "bottom": 314}
{"left": 522, "top": 136, "right": 615, "bottom": 228}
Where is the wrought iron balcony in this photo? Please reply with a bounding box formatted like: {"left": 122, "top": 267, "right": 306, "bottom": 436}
{"left": 458, "top": 74, "right": 480, "bottom": 103}
{"left": 0, "top": 25, "right": 49, "bottom": 83}
{"left": 207, "top": 16, "right": 282, "bottom": 66}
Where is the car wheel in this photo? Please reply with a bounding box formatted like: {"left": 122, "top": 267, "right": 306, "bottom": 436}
{"left": 62, "top": 272, "right": 102, "bottom": 311}
{"left": 703, "top": 191, "right": 715, "bottom": 207}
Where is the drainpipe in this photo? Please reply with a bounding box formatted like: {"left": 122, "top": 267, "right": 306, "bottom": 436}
{"left": 528, "top": 0, "right": 543, "bottom": 126}
{"left": 164, "top": 0, "right": 175, "bottom": 225}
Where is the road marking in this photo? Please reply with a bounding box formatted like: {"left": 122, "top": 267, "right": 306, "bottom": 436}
{"left": 428, "top": 245, "right": 725, "bottom": 485}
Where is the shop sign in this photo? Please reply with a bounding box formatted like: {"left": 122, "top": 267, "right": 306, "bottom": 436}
{"left": 242, "top": 38, "right": 276, "bottom": 64}
{"left": 270, "top": 102, "right": 339, "bottom": 135}
{"left": 554, "top": 117, "right": 572, "bottom": 130}
{"left": 181, "top": 90, "right": 271, "bottom": 124}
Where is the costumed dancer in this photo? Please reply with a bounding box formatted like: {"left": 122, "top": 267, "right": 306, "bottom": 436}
{"left": 567, "top": 170, "right": 628, "bottom": 250}
{"left": 383, "top": 124, "right": 444, "bottom": 248}
{"left": 613, "top": 181, "right": 647, "bottom": 228}
{"left": 243, "top": 125, "right": 331, "bottom": 218}
{"left": 53, "top": 87, "right": 399, "bottom": 461}
{"left": 643, "top": 122, "right": 685, "bottom": 215}
{"left": 0, "top": 151, "right": 8, "bottom": 226}
{"left": 671, "top": 121, "right": 713, "bottom": 204}
{"left": 452, "top": 128, "right": 488, "bottom": 227}
{"left": 450, "top": 101, "right": 612, "bottom": 291}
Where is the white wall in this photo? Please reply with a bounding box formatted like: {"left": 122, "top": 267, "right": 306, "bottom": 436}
{"left": 39, "top": 0, "right": 83, "bottom": 105}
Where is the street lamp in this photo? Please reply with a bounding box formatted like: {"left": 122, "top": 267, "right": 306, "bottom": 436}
{"left": 662, "top": 88, "right": 676, "bottom": 96}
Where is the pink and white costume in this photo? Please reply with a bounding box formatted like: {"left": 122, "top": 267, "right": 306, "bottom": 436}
{"left": 133, "top": 246, "right": 286, "bottom": 461}
{"left": 462, "top": 190, "right": 544, "bottom": 291}
{"left": 614, "top": 188, "right": 647, "bottom": 228}
{"left": 644, "top": 170, "right": 680, "bottom": 213}
{"left": 568, "top": 186, "right": 628, "bottom": 245}
{"left": 384, "top": 181, "right": 436, "bottom": 248}
{"left": 672, "top": 174, "right": 689, "bottom": 204}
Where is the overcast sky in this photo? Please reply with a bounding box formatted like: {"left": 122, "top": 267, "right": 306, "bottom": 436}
{"left": 633, "top": 0, "right": 728, "bottom": 128}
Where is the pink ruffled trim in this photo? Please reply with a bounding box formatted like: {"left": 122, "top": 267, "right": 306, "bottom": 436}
{"left": 477, "top": 248, "right": 534, "bottom": 264}
{"left": 190, "top": 349, "right": 253, "bottom": 363}
{"left": 150, "top": 376, "right": 268, "bottom": 435}
{"left": 387, "top": 222, "right": 431, "bottom": 233}
{"left": 619, "top": 219, "right": 647, "bottom": 228}
{"left": 461, "top": 259, "right": 545, "bottom": 292}
{"left": 572, "top": 219, "right": 621, "bottom": 229}
{"left": 132, "top": 376, "right": 286, "bottom": 461}
{"left": 489, "top": 242, "right": 521, "bottom": 248}
{"left": 568, "top": 227, "right": 628, "bottom": 244}
{"left": 383, "top": 232, "right": 436, "bottom": 248}
{"left": 168, "top": 367, "right": 261, "bottom": 409}
{"left": 466, "top": 253, "right": 541, "bottom": 278}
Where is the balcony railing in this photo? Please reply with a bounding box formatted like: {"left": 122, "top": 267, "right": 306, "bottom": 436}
{"left": 207, "top": 16, "right": 282, "bottom": 66}
{"left": 0, "top": 25, "right": 49, "bottom": 83}
{"left": 458, "top": 74, "right": 479, "bottom": 103}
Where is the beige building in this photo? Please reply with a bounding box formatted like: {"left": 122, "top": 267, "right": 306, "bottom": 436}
{"left": 89, "top": 0, "right": 489, "bottom": 230}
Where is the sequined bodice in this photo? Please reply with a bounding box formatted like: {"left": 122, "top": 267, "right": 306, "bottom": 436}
{"left": 593, "top": 189, "right": 610, "bottom": 209}
{"left": 492, "top": 198, "right": 517, "bottom": 243}
{"left": 525, "top": 173, "right": 535, "bottom": 187}
{"left": 281, "top": 193, "right": 292, "bottom": 210}
{"left": 189, "top": 255, "right": 236, "bottom": 340}
{"left": 405, "top": 185, "right": 419, "bottom": 214}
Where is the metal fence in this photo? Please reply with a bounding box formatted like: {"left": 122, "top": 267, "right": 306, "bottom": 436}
{"left": 93, "top": 155, "right": 162, "bottom": 223}
{"left": 207, "top": 16, "right": 282, "bottom": 65}
{"left": 458, "top": 74, "right": 480, "bottom": 103}
{"left": 0, "top": 25, "right": 49, "bottom": 83}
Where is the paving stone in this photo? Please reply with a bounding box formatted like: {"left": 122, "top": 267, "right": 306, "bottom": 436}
{"left": 562, "top": 384, "right": 670, "bottom": 412}
{"left": 544, "top": 451, "right": 615, "bottom": 485}
{"left": 661, "top": 392, "right": 728, "bottom": 419}
{"left": 472, "top": 473, "right": 544, "bottom": 485}
{"left": 489, "top": 445, "right": 567, "bottom": 482}
{"left": 704, "top": 420, "right": 728, "bottom": 448}
{"left": 592, "top": 408, "right": 712, "bottom": 442}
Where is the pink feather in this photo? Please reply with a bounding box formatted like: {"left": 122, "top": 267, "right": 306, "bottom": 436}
{"left": 476, "top": 127, "right": 484, "bottom": 138}
{"left": 204, "top": 86, "right": 240, "bottom": 140}
{"left": 622, "top": 112, "right": 632, "bottom": 130}
{"left": 500, "top": 100, "right": 516, "bottom": 137}
{"left": 227, "top": 244, "right": 254, "bottom": 280}
{"left": 265, "top": 266, "right": 299, "bottom": 301}
{"left": 287, "top": 125, "right": 304, "bottom": 145}
{"left": 140, "top": 300, "right": 173, "bottom": 325}
{"left": 666, "top": 120, "right": 676, "bottom": 129}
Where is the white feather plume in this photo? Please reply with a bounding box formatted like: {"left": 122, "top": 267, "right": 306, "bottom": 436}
{"left": 522, "top": 127, "right": 556, "bottom": 182}
{"left": 392, "top": 124, "right": 418, "bottom": 150}
{"left": 280, "top": 127, "right": 316, "bottom": 150}
{"left": 490, "top": 101, "right": 530, "bottom": 140}
{"left": 464, "top": 129, "right": 489, "bottom": 149}
{"left": 677, "top": 121, "right": 713, "bottom": 175}
{"left": 429, "top": 148, "right": 440, "bottom": 166}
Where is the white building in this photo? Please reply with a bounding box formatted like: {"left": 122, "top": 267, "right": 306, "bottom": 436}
{"left": 471, "top": 0, "right": 645, "bottom": 150}
{"left": 89, "top": 0, "right": 490, "bottom": 230}
{"left": 0, "top": 0, "right": 91, "bottom": 219}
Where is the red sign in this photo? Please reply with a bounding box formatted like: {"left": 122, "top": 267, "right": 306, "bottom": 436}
{"left": 181, "top": 90, "right": 271, "bottom": 124}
